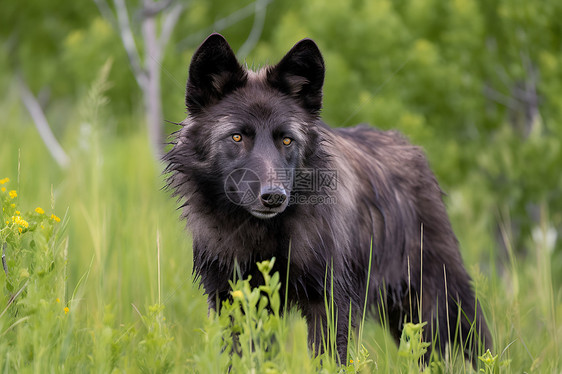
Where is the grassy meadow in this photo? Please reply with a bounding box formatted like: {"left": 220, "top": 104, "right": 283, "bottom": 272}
{"left": 1, "top": 73, "right": 561, "bottom": 373}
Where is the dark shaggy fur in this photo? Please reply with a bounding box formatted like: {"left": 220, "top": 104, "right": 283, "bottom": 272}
{"left": 164, "top": 33, "right": 491, "bottom": 365}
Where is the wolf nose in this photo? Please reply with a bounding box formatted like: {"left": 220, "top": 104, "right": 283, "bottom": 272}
{"left": 260, "top": 187, "right": 287, "bottom": 208}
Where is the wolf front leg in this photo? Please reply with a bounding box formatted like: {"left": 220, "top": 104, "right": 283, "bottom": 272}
{"left": 301, "top": 298, "right": 350, "bottom": 365}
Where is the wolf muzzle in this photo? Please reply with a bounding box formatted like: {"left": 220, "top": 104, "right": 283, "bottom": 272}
{"left": 259, "top": 186, "right": 287, "bottom": 209}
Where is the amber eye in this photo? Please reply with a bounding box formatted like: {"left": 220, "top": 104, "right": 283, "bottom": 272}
{"left": 282, "top": 137, "right": 292, "bottom": 146}
{"left": 232, "top": 134, "right": 242, "bottom": 142}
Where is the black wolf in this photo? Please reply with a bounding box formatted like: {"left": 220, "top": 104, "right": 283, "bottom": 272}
{"left": 164, "top": 33, "right": 491, "bottom": 365}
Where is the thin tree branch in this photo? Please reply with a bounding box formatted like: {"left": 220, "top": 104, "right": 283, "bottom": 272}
{"left": 238, "top": 0, "right": 269, "bottom": 59}
{"left": 114, "top": 0, "right": 148, "bottom": 89}
{"left": 483, "top": 85, "right": 517, "bottom": 110}
{"left": 92, "top": 0, "right": 117, "bottom": 29}
{"left": 177, "top": 0, "right": 274, "bottom": 49}
{"left": 0, "top": 280, "right": 29, "bottom": 319}
{"left": 2, "top": 243, "right": 7, "bottom": 276}
{"left": 18, "top": 76, "right": 70, "bottom": 168}
{"left": 159, "top": 3, "right": 184, "bottom": 48}
{"left": 141, "top": 0, "right": 173, "bottom": 17}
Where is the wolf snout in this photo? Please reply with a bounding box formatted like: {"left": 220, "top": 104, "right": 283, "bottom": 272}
{"left": 260, "top": 186, "right": 287, "bottom": 209}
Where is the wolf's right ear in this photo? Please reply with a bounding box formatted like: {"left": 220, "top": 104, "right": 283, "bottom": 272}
{"left": 267, "top": 39, "right": 325, "bottom": 114}
{"left": 186, "top": 33, "right": 247, "bottom": 114}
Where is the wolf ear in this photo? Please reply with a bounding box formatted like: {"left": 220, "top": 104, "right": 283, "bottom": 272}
{"left": 267, "top": 39, "right": 325, "bottom": 114}
{"left": 186, "top": 33, "right": 247, "bottom": 114}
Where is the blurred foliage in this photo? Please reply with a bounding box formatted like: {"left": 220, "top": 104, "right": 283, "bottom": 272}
{"left": 0, "top": 0, "right": 560, "bottom": 312}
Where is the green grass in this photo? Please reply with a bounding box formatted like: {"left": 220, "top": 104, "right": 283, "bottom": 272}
{"left": 0, "top": 73, "right": 560, "bottom": 372}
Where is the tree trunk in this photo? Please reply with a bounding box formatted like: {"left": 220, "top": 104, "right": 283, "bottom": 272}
{"left": 142, "top": 2, "right": 164, "bottom": 158}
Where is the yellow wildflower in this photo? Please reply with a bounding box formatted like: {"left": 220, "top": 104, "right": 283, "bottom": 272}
{"left": 51, "top": 214, "right": 61, "bottom": 222}
{"left": 35, "top": 207, "right": 45, "bottom": 214}
{"left": 0, "top": 177, "right": 8, "bottom": 184}
{"left": 12, "top": 216, "right": 29, "bottom": 228}
{"left": 15, "top": 210, "right": 20, "bottom": 215}
{"left": 231, "top": 290, "right": 244, "bottom": 299}
{"left": 56, "top": 298, "right": 61, "bottom": 303}
{"left": 10, "top": 203, "right": 15, "bottom": 208}
{"left": 9, "top": 190, "right": 17, "bottom": 199}
{"left": 1, "top": 187, "right": 5, "bottom": 192}
{"left": 64, "top": 307, "right": 69, "bottom": 315}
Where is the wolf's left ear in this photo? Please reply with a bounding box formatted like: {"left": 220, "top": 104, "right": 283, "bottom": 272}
{"left": 186, "top": 33, "right": 247, "bottom": 114}
{"left": 267, "top": 39, "right": 325, "bottom": 114}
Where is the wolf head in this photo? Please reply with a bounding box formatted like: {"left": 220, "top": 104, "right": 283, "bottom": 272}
{"left": 168, "top": 34, "right": 327, "bottom": 220}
